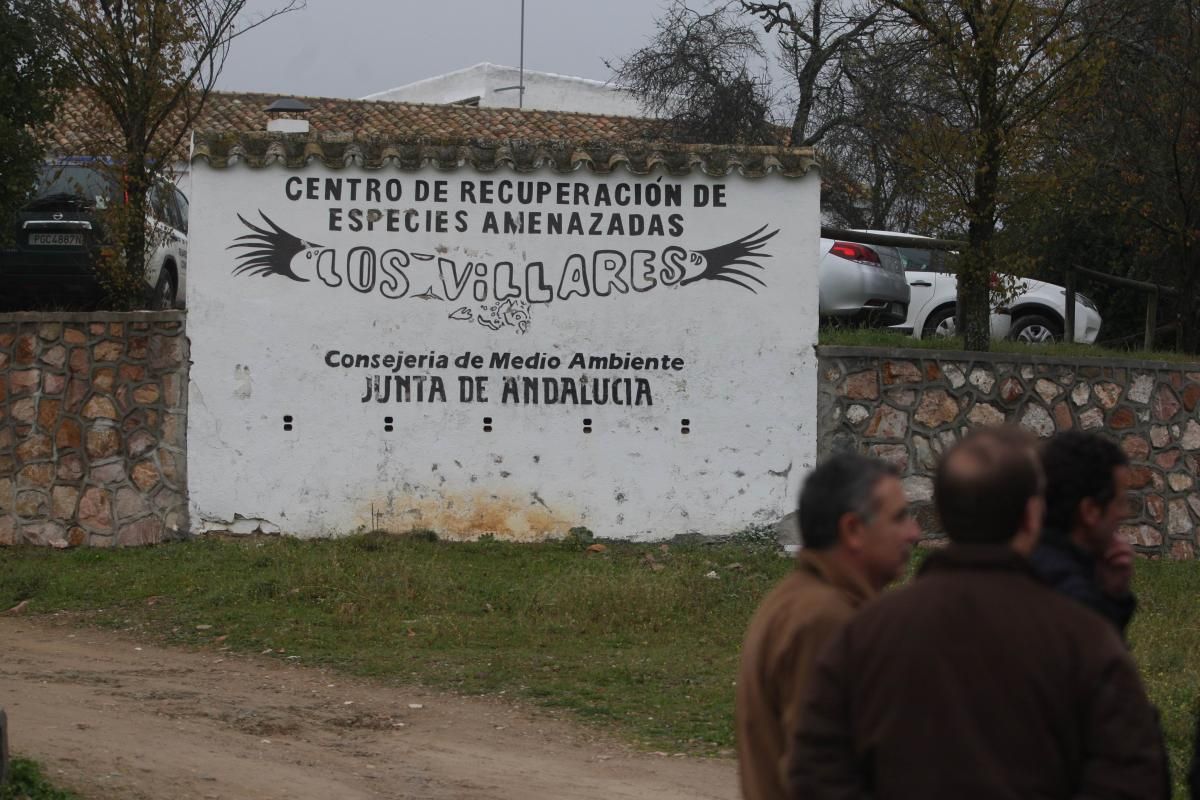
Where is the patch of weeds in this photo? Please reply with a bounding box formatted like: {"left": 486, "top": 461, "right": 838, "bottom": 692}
{"left": 728, "top": 522, "right": 780, "bottom": 551}
{"left": 403, "top": 528, "right": 439, "bottom": 543}
{"left": 560, "top": 526, "right": 595, "bottom": 550}
{"left": 1, "top": 758, "right": 79, "bottom": 800}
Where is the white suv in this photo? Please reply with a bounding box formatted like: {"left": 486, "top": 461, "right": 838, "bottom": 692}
{"left": 892, "top": 245, "right": 1102, "bottom": 343}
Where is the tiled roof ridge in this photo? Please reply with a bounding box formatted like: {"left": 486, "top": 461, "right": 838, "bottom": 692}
{"left": 213, "top": 88, "right": 648, "bottom": 125}
{"left": 190, "top": 130, "right": 817, "bottom": 178}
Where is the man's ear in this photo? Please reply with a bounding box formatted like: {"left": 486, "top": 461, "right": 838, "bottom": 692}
{"left": 837, "top": 510, "right": 866, "bottom": 553}
{"left": 1077, "top": 496, "right": 1102, "bottom": 531}
{"left": 1011, "top": 495, "right": 1045, "bottom": 556}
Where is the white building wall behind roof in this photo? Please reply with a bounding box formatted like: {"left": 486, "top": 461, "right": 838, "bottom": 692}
{"left": 363, "top": 63, "right": 649, "bottom": 117}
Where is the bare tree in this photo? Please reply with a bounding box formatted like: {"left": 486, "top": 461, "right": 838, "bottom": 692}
{"left": 740, "top": 1, "right": 885, "bottom": 146}
{"left": 56, "top": 0, "right": 301, "bottom": 307}
{"left": 608, "top": 1, "right": 781, "bottom": 145}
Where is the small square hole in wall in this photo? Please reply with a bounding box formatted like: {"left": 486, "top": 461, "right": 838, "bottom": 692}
{"left": 583, "top": 417, "right": 593, "bottom": 434}
{"left": 384, "top": 416, "right": 394, "bottom": 433}
{"left": 283, "top": 414, "right": 293, "bottom": 432}
{"left": 483, "top": 416, "right": 493, "bottom": 433}
{"left": 681, "top": 418, "right": 691, "bottom": 435}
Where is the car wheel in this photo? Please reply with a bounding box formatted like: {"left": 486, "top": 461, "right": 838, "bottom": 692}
{"left": 151, "top": 270, "right": 177, "bottom": 310}
{"left": 921, "top": 306, "right": 958, "bottom": 339}
{"left": 1010, "top": 313, "right": 1062, "bottom": 344}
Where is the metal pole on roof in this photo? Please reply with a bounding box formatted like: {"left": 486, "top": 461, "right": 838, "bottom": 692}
{"left": 519, "top": 0, "right": 526, "bottom": 108}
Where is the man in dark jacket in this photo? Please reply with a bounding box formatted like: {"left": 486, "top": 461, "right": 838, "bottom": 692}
{"left": 1031, "top": 431, "right": 1136, "bottom": 636}
{"left": 736, "top": 453, "right": 919, "bottom": 800}
{"left": 788, "top": 427, "right": 1167, "bottom": 800}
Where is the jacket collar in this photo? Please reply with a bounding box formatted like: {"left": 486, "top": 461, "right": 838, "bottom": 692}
{"left": 1035, "top": 529, "right": 1097, "bottom": 573}
{"left": 795, "top": 548, "right": 877, "bottom": 608}
{"left": 919, "top": 543, "right": 1037, "bottom": 578}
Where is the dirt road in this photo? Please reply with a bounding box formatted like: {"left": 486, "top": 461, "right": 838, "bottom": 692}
{"left": 0, "top": 617, "right": 737, "bottom": 799}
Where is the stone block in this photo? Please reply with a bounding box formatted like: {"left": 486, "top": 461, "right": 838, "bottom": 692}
{"left": 842, "top": 371, "right": 879, "bottom": 400}
{"left": 117, "top": 516, "right": 163, "bottom": 546}
{"left": 37, "top": 399, "right": 61, "bottom": 431}
{"left": 1168, "top": 499, "right": 1193, "bottom": 534}
{"left": 15, "top": 490, "right": 47, "bottom": 516}
{"left": 10, "top": 369, "right": 40, "bottom": 396}
{"left": 51, "top": 486, "right": 78, "bottom": 520}
{"left": 68, "top": 347, "right": 88, "bottom": 374}
{"left": 159, "top": 449, "right": 181, "bottom": 484}
{"left": 1052, "top": 402, "right": 1073, "bottom": 431}
{"left": 0, "top": 514, "right": 14, "bottom": 545}
{"left": 10, "top": 398, "right": 36, "bottom": 424}
{"left": 1146, "top": 494, "right": 1165, "bottom": 523}
{"left": 114, "top": 487, "right": 150, "bottom": 520}
{"left": 845, "top": 404, "right": 869, "bottom": 425}
{"left": 913, "top": 435, "right": 937, "bottom": 470}
{"left": 127, "top": 430, "right": 157, "bottom": 458}
{"left": 1070, "top": 382, "right": 1090, "bottom": 406}
{"left": 884, "top": 387, "right": 917, "bottom": 408}
{"left": 1035, "top": 379, "right": 1061, "bottom": 402}
{"left": 42, "top": 373, "right": 66, "bottom": 399}
{"left": 942, "top": 364, "right": 966, "bottom": 389}
{"left": 1128, "top": 466, "right": 1156, "bottom": 490}
{"left": 915, "top": 390, "right": 959, "bottom": 428}
{"left": 65, "top": 378, "right": 88, "bottom": 412}
{"left": 1156, "top": 449, "right": 1180, "bottom": 469}
{"left": 56, "top": 418, "right": 82, "bottom": 451}
{"left": 92, "top": 368, "right": 116, "bottom": 392}
{"left": 89, "top": 323, "right": 106, "bottom": 335}
{"left": 1150, "top": 425, "right": 1171, "bottom": 448}
{"left": 15, "top": 434, "right": 52, "bottom": 463}
{"left": 867, "top": 444, "right": 908, "bottom": 471}
{"left": 131, "top": 460, "right": 160, "bottom": 492}
{"left": 967, "top": 402, "right": 1006, "bottom": 427}
{"left": 1127, "top": 373, "right": 1154, "bottom": 404}
{"left": 1020, "top": 404, "right": 1055, "bottom": 438}
{"left": 1109, "top": 407, "right": 1136, "bottom": 430}
{"left": 128, "top": 336, "right": 149, "bottom": 360}
{"left": 119, "top": 364, "right": 146, "bottom": 383}
{"left": 1183, "top": 383, "right": 1200, "bottom": 412}
{"left": 93, "top": 341, "right": 123, "bottom": 362}
{"left": 78, "top": 487, "right": 113, "bottom": 532}
{"left": 998, "top": 377, "right": 1023, "bottom": 403}
{"left": 883, "top": 360, "right": 922, "bottom": 385}
{"left": 14, "top": 334, "right": 36, "bottom": 364}
{"left": 1181, "top": 419, "right": 1200, "bottom": 450}
{"left": 22, "top": 521, "right": 65, "bottom": 546}
{"left": 968, "top": 368, "right": 995, "bottom": 394}
{"left": 17, "top": 464, "right": 54, "bottom": 488}
{"left": 1093, "top": 382, "right": 1122, "bottom": 409}
{"left": 56, "top": 454, "right": 84, "bottom": 482}
{"left": 89, "top": 461, "right": 127, "bottom": 485}
{"left": 85, "top": 427, "right": 121, "bottom": 459}
{"left": 902, "top": 476, "right": 933, "bottom": 502}
{"left": 38, "top": 345, "right": 66, "bottom": 369}
{"left": 1121, "top": 435, "right": 1151, "bottom": 462}
{"left": 1119, "top": 523, "right": 1162, "bottom": 548}
{"left": 1168, "top": 472, "right": 1193, "bottom": 492}
{"left": 865, "top": 405, "right": 908, "bottom": 440}
{"left": 67, "top": 526, "right": 87, "bottom": 546}
{"left": 108, "top": 323, "right": 123, "bottom": 337}
{"left": 63, "top": 327, "right": 86, "bottom": 345}
{"left": 1153, "top": 384, "right": 1181, "bottom": 421}
{"left": 0, "top": 479, "right": 12, "bottom": 513}
{"left": 1170, "top": 540, "right": 1195, "bottom": 560}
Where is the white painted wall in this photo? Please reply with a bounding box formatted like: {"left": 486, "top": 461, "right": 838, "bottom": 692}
{"left": 363, "top": 63, "right": 647, "bottom": 117}
{"left": 187, "top": 159, "right": 819, "bottom": 540}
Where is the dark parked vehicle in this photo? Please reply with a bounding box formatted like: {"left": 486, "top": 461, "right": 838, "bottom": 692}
{"left": 0, "top": 160, "right": 188, "bottom": 309}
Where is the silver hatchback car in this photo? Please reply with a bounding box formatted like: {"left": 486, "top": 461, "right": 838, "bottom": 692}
{"left": 818, "top": 236, "right": 910, "bottom": 326}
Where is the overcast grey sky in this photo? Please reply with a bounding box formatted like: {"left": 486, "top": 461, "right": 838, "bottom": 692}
{"left": 217, "top": 0, "right": 671, "bottom": 99}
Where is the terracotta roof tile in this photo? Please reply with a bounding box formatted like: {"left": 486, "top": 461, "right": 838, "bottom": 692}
{"left": 45, "top": 89, "right": 816, "bottom": 178}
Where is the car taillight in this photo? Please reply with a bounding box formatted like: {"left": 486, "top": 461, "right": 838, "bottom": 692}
{"left": 830, "top": 241, "right": 881, "bottom": 266}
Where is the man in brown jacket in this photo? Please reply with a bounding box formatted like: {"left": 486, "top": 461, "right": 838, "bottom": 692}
{"left": 736, "top": 453, "right": 920, "bottom": 800}
{"left": 788, "top": 428, "right": 1167, "bottom": 800}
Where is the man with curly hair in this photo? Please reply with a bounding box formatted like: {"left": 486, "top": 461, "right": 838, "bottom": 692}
{"left": 1031, "top": 431, "right": 1136, "bottom": 637}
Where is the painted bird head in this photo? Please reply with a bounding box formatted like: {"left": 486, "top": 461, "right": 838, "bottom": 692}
{"left": 679, "top": 225, "right": 778, "bottom": 292}
{"left": 228, "top": 211, "right": 322, "bottom": 283}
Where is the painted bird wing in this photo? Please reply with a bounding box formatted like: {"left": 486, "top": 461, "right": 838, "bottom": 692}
{"left": 228, "top": 211, "right": 315, "bottom": 282}
{"left": 681, "top": 226, "right": 779, "bottom": 292}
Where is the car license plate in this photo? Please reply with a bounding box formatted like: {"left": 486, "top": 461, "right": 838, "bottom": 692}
{"left": 29, "top": 233, "right": 83, "bottom": 246}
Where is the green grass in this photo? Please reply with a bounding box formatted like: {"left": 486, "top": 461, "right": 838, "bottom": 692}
{"left": 819, "top": 327, "right": 1200, "bottom": 364}
{"left": 0, "top": 537, "right": 1195, "bottom": 792}
{"left": 1, "top": 758, "right": 79, "bottom": 800}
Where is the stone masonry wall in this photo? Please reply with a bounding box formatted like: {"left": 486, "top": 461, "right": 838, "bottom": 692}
{"left": 0, "top": 312, "right": 188, "bottom": 547}
{"left": 818, "top": 345, "right": 1200, "bottom": 560}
